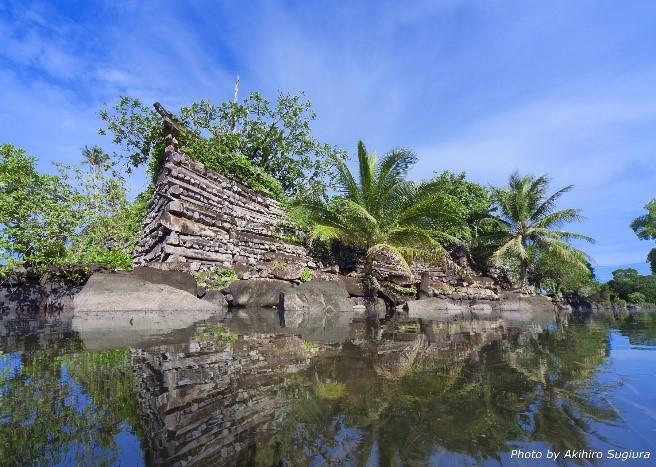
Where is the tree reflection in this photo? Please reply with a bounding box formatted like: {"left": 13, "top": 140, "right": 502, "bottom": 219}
{"left": 244, "top": 316, "right": 619, "bottom": 465}
{"left": 0, "top": 340, "right": 142, "bottom": 466}
{"left": 614, "top": 311, "right": 656, "bottom": 346}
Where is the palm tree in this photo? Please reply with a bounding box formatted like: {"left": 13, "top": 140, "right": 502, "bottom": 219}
{"left": 482, "top": 172, "right": 594, "bottom": 289}
{"left": 294, "top": 140, "right": 458, "bottom": 298}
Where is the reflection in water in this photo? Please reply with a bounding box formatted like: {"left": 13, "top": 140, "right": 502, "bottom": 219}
{"left": 0, "top": 338, "right": 143, "bottom": 465}
{"left": 0, "top": 310, "right": 655, "bottom": 465}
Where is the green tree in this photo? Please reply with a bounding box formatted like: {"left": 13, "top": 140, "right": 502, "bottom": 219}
{"left": 531, "top": 249, "right": 597, "bottom": 298}
{"left": 0, "top": 144, "right": 81, "bottom": 271}
{"left": 483, "top": 172, "right": 594, "bottom": 288}
{"left": 1, "top": 144, "right": 145, "bottom": 271}
{"left": 424, "top": 171, "right": 490, "bottom": 243}
{"left": 606, "top": 268, "right": 656, "bottom": 304}
{"left": 648, "top": 248, "right": 656, "bottom": 275}
{"left": 627, "top": 291, "right": 647, "bottom": 304}
{"left": 294, "top": 140, "right": 458, "bottom": 297}
{"left": 100, "top": 92, "right": 344, "bottom": 197}
{"left": 57, "top": 146, "right": 144, "bottom": 269}
{"left": 631, "top": 199, "right": 656, "bottom": 273}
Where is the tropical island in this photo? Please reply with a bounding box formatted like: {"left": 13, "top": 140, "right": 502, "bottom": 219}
{"left": 2, "top": 90, "right": 656, "bottom": 316}
{"left": 3, "top": 0, "right": 656, "bottom": 463}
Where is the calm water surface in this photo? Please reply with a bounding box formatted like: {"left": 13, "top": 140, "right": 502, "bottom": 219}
{"left": 1, "top": 309, "right": 655, "bottom": 466}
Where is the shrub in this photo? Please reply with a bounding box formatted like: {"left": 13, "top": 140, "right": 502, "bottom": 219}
{"left": 300, "top": 267, "right": 313, "bottom": 282}
{"left": 196, "top": 267, "right": 237, "bottom": 289}
{"left": 627, "top": 292, "right": 647, "bottom": 304}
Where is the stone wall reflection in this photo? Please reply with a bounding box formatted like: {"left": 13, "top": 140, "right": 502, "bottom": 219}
{"left": 131, "top": 333, "right": 313, "bottom": 466}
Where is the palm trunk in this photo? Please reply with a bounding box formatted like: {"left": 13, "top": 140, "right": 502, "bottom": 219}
{"left": 519, "top": 259, "right": 528, "bottom": 291}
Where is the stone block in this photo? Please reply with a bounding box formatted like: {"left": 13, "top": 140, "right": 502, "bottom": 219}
{"left": 227, "top": 279, "right": 292, "bottom": 308}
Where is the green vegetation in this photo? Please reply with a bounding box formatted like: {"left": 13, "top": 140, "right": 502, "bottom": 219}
{"left": 313, "top": 380, "right": 346, "bottom": 400}
{"left": 604, "top": 268, "right": 656, "bottom": 305}
{"left": 294, "top": 140, "right": 460, "bottom": 296}
{"left": 426, "top": 170, "right": 490, "bottom": 242}
{"left": 0, "top": 144, "right": 81, "bottom": 270}
{"left": 100, "top": 92, "right": 344, "bottom": 198}
{"left": 193, "top": 323, "right": 238, "bottom": 344}
{"left": 627, "top": 291, "right": 647, "bottom": 304}
{"left": 0, "top": 144, "right": 146, "bottom": 272}
{"left": 242, "top": 315, "right": 618, "bottom": 465}
{"left": 531, "top": 249, "right": 597, "bottom": 298}
{"left": 0, "top": 345, "right": 142, "bottom": 466}
{"left": 303, "top": 339, "right": 316, "bottom": 350}
{"left": 196, "top": 267, "right": 237, "bottom": 289}
{"left": 300, "top": 267, "right": 313, "bottom": 282}
{"left": 481, "top": 172, "right": 594, "bottom": 289}
{"left": 631, "top": 198, "right": 656, "bottom": 273}
{"left": 1, "top": 87, "right": 601, "bottom": 296}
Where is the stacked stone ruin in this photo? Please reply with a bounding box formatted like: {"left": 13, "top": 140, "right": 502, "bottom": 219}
{"left": 132, "top": 117, "right": 312, "bottom": 277}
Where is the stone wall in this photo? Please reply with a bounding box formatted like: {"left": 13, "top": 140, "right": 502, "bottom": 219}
{"left": 132, "top": 149, "right": 312, "bottom": 277}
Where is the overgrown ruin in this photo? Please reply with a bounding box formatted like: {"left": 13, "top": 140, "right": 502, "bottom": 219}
{"left": 132, "top": 110, "right": 313, "bottom": 279}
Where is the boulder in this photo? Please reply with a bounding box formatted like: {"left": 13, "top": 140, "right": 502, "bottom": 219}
{"left": 282, "top": 280, "right": 353, "bottom": 312}
{"left": 46, "top": 285, "right": 81, "bottom": 313}
{"left": 129, "top": 266, "right": 198, "bottom": 296}
{"left": 271, "top": 262, "right": 306, "bottom": 281}
{"left": 472, "top": 276, "right": 496, "bottom": 288}
{"left": 351, "top": 297, "right": 387, "bottom": 318}
{"left": 73, "top": 272, "right": 220, "bottom": 312}
{"left": 227, "top": 279, "right": 292, "bottom": 308}
{"left": 371, "top": 247, "right": 414, "bottom": 285}
{"left": 340, "top": 276, "right": 365, "bottom": 297}
{"left": 202, "top": 289, "right": 229, "bottom": 307}
{"left": 494, "top": 292, "right": 555, "bottom": 313}
{"left": 406, "top": 297, "right": 470, "bottom": 320}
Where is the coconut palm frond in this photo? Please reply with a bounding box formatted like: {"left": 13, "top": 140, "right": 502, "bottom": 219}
{"left": 309, "top": 224, "right": 343, "bottom": 244}
{"left": 332, "top": 154, "right": 362, "bottom": 202}
{"left": 484, "top": 173, "right": 593, "bottom": 286}
{"left": 529, "top": 228, "right": 595, "bottom": 243}
{"left": 530, "top": 184, "right": 574, "bottom": 222}
{"left": 532, "top": 208, "right": 584, "bottom": 229}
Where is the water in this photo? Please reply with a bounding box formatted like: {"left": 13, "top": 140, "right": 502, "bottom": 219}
{"left": 1, "top": 309, "right": 655, "bottom": 466}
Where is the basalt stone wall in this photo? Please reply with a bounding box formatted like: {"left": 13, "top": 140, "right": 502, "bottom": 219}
{"left": 132, "top": 150, "right": 312, "bottom": 276}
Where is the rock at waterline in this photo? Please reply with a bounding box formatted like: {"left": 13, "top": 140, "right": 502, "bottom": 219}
{"left": 226, "top": 279, "right": 292, "bottom": 308}
{"left": 73, "top": 271, "right": 222, "bottom": 312}
{"left": 495, "top": 291, "right": 555, "bottom": 313}
{"left": 282, "top": 280, "right": 353, "bottom": 312}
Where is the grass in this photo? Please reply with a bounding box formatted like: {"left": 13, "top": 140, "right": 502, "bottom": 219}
{"left": 196, "top": 267, "right": 237, "bottom": 289}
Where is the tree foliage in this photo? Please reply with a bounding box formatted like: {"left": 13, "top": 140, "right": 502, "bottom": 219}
{"left": 0, "top": 144, "right": 145, "bottom": 272}
{"left": 99, "top": 92, "right": 344, "bottom": 198}
{"left": 0, "top": 145, "right": 81, "bottom": 270}
{"left": 605, "top": 268, "right": 656, "bottom": 304}
{"left": 423, "top": 171, "right": 490, "bottom": 243}
{"left": 648, "top": 248, "right": 656, "bottom": 275}
{"left": 481, "top": 172, "right": 594, "bottom": 287}
{"left": 631, "top": 199, "right": 656, "bottom": 272}
{"left": 530, "top": 249, "right": 597, "bottom": 297}
{"left": 294, "top": 140, "right": 461, "bottom": 294}
{"left": 56, "top": 146, "right": 148, "bottom": 269}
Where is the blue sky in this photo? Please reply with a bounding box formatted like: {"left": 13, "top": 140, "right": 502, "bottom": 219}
{"left": 1, "top": 0, "right": 655, "bottom": 280}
